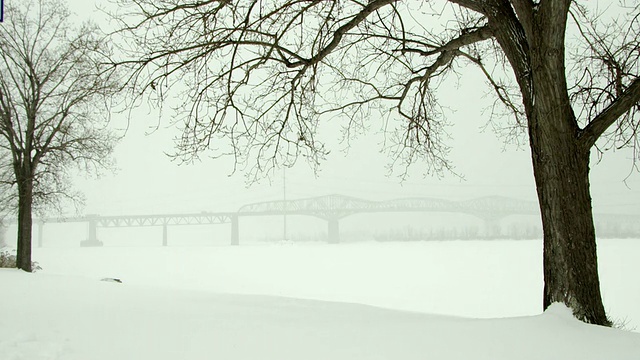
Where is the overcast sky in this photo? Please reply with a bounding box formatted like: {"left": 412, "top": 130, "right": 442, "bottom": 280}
{"left": 64, "top": 1, "right": 640, "bottom": 217}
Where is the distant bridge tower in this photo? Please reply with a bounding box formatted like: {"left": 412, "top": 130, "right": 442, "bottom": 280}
{"left": 80, "top": 216, "right": 103, "bottom": 247}
{"left": 327, "top": 216, "right": 340, "bottom": 244}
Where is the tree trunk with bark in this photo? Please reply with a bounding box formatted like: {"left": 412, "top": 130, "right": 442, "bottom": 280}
{"left": 526, "top": 6, "right": 610, "bottom": 325}
{"left": 15, "top": 169, "right": 34, "bottom": 273}
{"left": 530, "top": 120, "right": 609, "bottom": 325}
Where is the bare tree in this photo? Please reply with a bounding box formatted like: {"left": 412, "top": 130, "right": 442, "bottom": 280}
{"left": 0, "top": 0, "right": 119, "bottom": 271}
{"left": 112, "top": 0, "right": 640, "bottom": 325}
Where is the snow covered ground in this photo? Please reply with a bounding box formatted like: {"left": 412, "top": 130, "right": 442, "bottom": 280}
{"left": 2, "top": 238, "right": 640, "bottom": 359}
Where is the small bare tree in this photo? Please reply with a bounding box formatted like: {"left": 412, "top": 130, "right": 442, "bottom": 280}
{"left": 0, "top": 0, "right": 119, "bottom": 271}
{"left": 112, "top": 1, "right": 640, "bottom": 325}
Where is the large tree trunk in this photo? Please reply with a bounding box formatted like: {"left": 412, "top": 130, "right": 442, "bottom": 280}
{"left": 15, "top": 174, "right": 34, "bottom": 272}
{"left": 494, "top": 3, "right": 612, "bottom": 326}
{"left": 530, "top": 127, "right": 609, "bottom": 325}
{"left": 526, "top": 26, "right": 611, "bottom": 322}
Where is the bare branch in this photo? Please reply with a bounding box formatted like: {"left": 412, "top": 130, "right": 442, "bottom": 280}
{"left": 579, "top": 77, "right": 640, "bottom": 149}
{"left": 567, "top": 3, "right": 640, "bottom": 154}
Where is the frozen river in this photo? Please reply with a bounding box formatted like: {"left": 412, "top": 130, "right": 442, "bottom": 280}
{"left": 32, "top": 238, "right": 640, "bottom": 330}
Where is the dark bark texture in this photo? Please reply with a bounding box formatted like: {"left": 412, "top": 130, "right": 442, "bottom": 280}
{"left": 516, "top": 1, "right": 608, "bottom": 325}
{"left": 527, "top": 68, "right": 608, "bottom": 324}
{"left": 423, "top": 0, "right": 614, "bottom": 325}
{"left": 16, "top": 174, "right": 34, "bottom": 272}
{"left": 459, "top": 0, "right": 609, "bottom": 323}
{"left": 473, "top": 0, "right": 610, "bottom": 325}
{"left": 528, "top": 2, "right": 608, "bottom": 326}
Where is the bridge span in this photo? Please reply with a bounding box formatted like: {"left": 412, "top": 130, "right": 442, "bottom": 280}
{"left": 38, "top": 212, "right": 239, "bottom": 247}
{"left": 237, "top": 194, "right": 540, "bottom": 243}
{"left": 33, "top": 194, "right": 541, "bottom": 246}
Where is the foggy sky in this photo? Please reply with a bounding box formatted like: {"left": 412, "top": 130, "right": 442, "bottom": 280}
{"left": 66, "top": 1, "right": 640, "bottom": 217}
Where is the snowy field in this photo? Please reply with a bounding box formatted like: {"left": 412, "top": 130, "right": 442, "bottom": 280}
{"left": 2, "top": 237, "right": 640, "bottom": 359}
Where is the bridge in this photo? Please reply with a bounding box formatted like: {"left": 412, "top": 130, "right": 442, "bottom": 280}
{"left": 237, "top": 195, "right": 540, "bottom": 243}
{"left": 37, "top": 212, "right": 238, "bottom": 247}
{"left": 33, "top": 194, "right": 542, "bottom": 246}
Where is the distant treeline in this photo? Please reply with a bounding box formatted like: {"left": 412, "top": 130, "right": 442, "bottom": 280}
{"left": 593, "top": 220, "right": 640, "bottom": 239}
{"left": 258, "top": 218, "right": 640, "bottom": 243}
{"left": 372, "top": 221, "right": 640, "bottom": 241}
{"left": 372, "top": 224, "right": 542, "bottom": 242}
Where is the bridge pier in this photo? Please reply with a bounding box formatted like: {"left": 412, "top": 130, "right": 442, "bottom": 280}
{"left": 80, "top": 218, "right": 103, "bottom": 247}
{"left": 327, "top": 217, "right": 340, "bottom": 244}
{"left": 162, "top": 223, "right": 168, "bottom": 246}
{"left": 231, "top": 215, "right": 239, "bottom": 245}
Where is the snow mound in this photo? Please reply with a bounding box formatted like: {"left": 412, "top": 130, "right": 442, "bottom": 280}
{"left": 2, "top": 269, "right": 640, "bottom": 360}
{"left": 544, "top": 302, "right": 577, "bottom": 319}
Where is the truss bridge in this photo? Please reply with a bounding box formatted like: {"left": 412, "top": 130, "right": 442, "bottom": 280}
{"left": 239, "top": 194, "right": 539, "bottom": 219}
{"left": 238, "top": 194, "right": 540, "bottom": 243}
{"left": 32, "top": 194, "right": 542, "bottom": 246}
